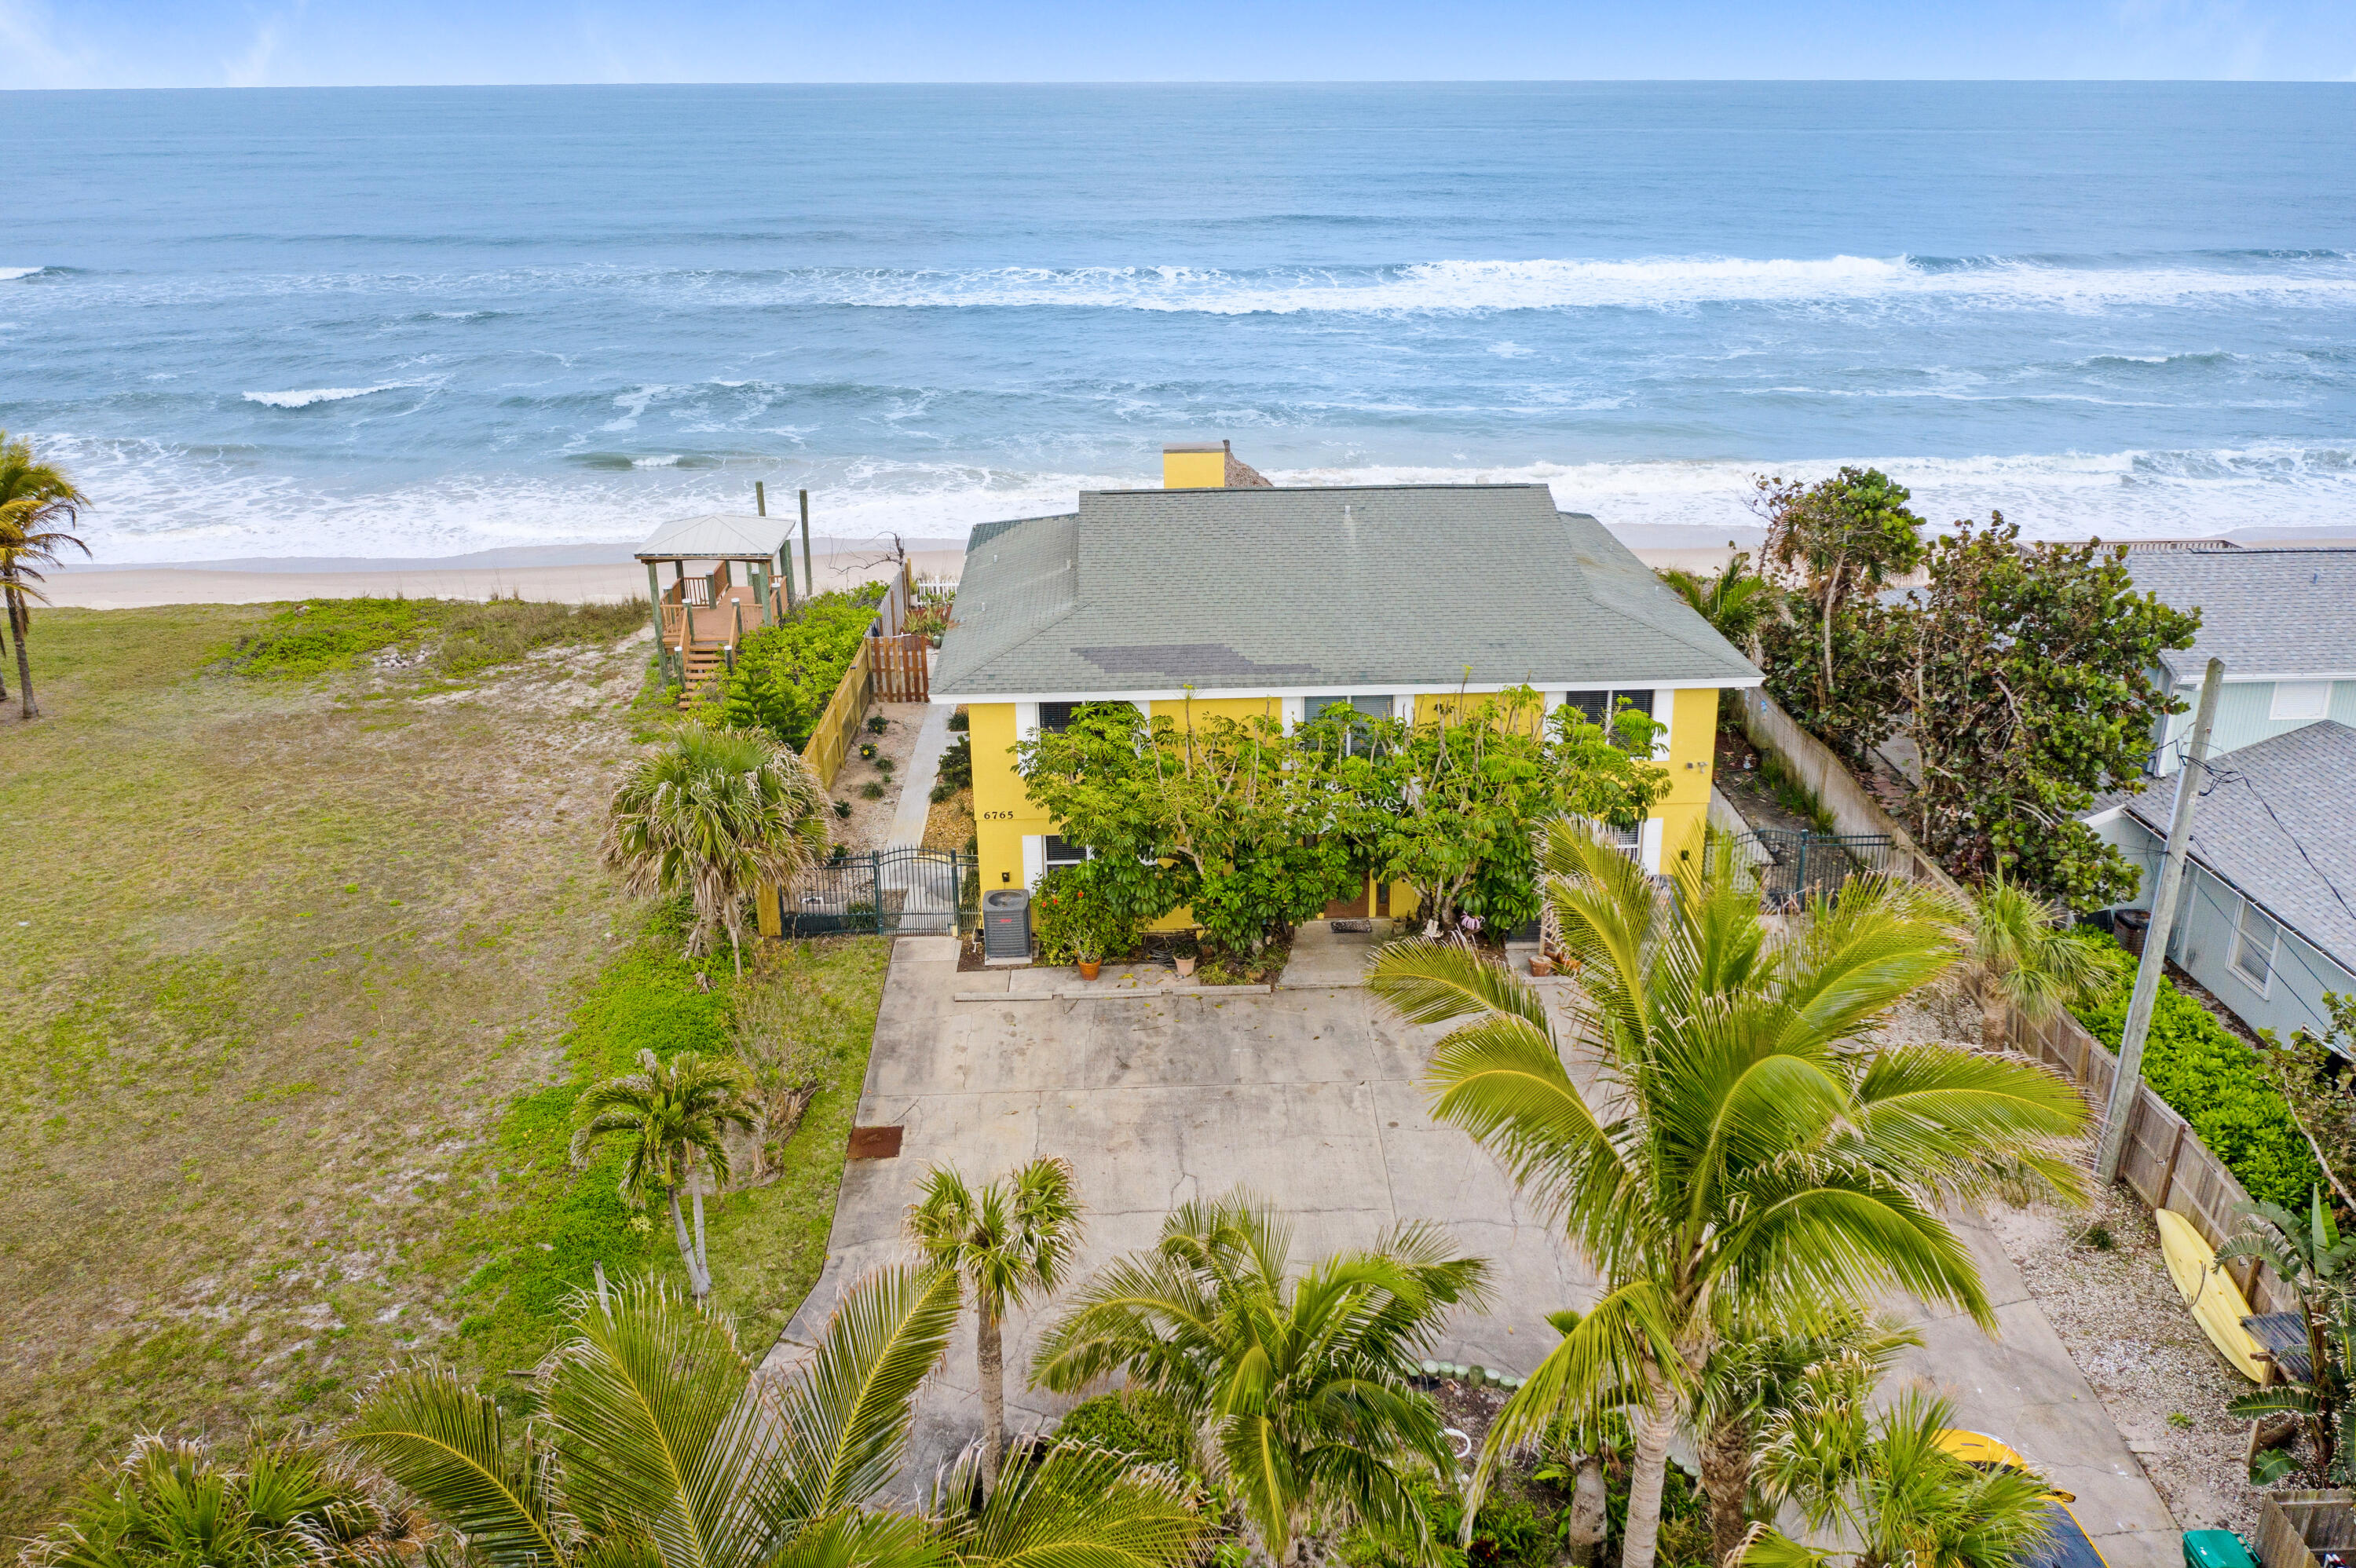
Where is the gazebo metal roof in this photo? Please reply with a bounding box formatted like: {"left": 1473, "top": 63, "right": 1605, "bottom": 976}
{"left": 634, "top": 513, "right": 789, "bottom": 563}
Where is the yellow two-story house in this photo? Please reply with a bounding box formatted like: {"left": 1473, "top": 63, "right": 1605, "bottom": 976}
{"left": 934, "top": 447, "right": 1762, "bottom": 920}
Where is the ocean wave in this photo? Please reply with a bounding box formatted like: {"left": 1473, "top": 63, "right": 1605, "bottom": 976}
{"left": 242, "top": 385, "right": 402, "bottom": 408}
{"left": 0, "top": 266, "right": 48, "bottom": 282}
{"left": 24, "top": 251, "right": 2356, "bottom": 318}
{"left": 36, "top": 434, "right": 2356, "bottom": 565}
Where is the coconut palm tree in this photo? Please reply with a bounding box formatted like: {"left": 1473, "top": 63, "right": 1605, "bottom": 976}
{"left": 570, "top": 1049, "right": 750, "bottom": 1301}
{"left": 339, "top": 1269, "right": 1202, "bottom": 1568}
{"left": 1032, "top": 1189, "right": 1490, "bottom": 1567}
{"left": 0, "top": 430, "right": 91, "bottom": 721}
{"left": 905, "top": 1157, "right": 1085, "bottom": 1489}
{"left": 1367, "top": 825, "right": 2087, "bottom": 1568}
{"left": 1956, "top": 876, "right": 2126, "bottom": 1050}
{"left": 1746, "top": 1383, "right": 2055, "bottom": 1568}
{"left": 605, "top": 725, "right": 829, "bottom": 976}
{"left": 24, "top": 1431, "right": 408, "bottom": 1568}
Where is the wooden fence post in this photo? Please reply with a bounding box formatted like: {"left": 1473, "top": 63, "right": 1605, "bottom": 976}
{"left": 2157, "top": 1121, "right": 2187, "bottom": 1210}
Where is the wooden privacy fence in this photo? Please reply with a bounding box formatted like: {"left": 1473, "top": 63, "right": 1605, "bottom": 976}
{"left": 801, "top": 639, "right": 873, "bottom": 791}
{"left": 2257, "top": 1491, "right": 2356, "bottom": 1568}
{"left": 2010, "top": 997, "right": 2292, "bottom": 1314}
{"left": 869, "top": 631, "right": 930, "bottom": 704}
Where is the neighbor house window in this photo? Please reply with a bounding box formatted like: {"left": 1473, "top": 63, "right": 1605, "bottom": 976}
{"left": 2270, "top": 682, "right": 2331, "bottom": 722}
{"left": 2231, "top": 895, "right": 2281, "bottom": 994}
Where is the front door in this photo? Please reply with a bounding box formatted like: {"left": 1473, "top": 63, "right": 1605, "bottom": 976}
{"left": 1322, "top": 875, "right": 1371, "bottom": 920}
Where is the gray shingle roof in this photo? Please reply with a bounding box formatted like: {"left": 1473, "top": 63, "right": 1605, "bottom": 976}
{"left": 635, "top": 513, "right": 791, "bottom": 562}
{"left": 2126, "top": 549, "right": 2356, "bottom": 684}
{"left": 2120, "top": 719, "right": 2356, "bottom": 972}
{"left": 935, "top": 484, "right": 1761, "bottom": 697}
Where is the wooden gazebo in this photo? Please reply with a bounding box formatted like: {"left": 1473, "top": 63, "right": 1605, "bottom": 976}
{"left": 635, "top": 512, "right": 796, "bottom": 691}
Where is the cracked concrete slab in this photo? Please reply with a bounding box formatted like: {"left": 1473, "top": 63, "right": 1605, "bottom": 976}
{"left": 770, "top": 930, "right": 2181, "bottom": 1554}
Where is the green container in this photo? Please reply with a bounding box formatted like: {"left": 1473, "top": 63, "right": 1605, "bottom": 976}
{"left": 2183, "top": 1530, "right": 2256, "bottom": 1568}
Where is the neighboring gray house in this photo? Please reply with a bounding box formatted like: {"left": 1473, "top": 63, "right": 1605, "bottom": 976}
{"left": 2084, "top": 720, "right": 2356, "bottom": 1044}
{"left": 2126, "top": 546, "right": 2356, "bottom": 774}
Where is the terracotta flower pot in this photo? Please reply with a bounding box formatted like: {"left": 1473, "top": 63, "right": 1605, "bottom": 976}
{"left": 1077, "top": 959, "right": 1102, "bottom": 981}
{"left": 1529, "top": 954, "right": 1556, "bottom": 978}
{"left": 1175, "top": 956, "right": 1197, "bottom": 977}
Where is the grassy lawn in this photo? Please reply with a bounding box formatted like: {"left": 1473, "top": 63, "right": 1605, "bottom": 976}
{"left": 0, "top": 603, "right": 887, "bottom": 1533}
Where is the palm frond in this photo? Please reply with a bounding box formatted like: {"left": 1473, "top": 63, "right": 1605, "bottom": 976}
{"left": 771, "top": 1265, "right": 961, "bottom": 1520}
{"left": 339, "top": 1365, "right": 571, "bottom": 1568}
{"left": 932, "top": 1441, "right": 1201, "bottom": 1568}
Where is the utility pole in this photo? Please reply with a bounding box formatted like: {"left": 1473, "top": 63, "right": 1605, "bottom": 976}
{"left": 799, "top": 488, "right": 815, "bottom": 608}
{"left": 2095, "top": 656, "right": 2225, "bottom": 1182}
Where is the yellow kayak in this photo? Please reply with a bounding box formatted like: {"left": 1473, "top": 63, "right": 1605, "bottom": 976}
{"left": 2154, "top": 1208, "right": 2266, "bottom": 1382}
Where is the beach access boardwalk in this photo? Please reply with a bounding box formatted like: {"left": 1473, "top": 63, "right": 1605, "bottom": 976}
{"left": 768, "top": 930, "right": 2180, "bottom": 1568}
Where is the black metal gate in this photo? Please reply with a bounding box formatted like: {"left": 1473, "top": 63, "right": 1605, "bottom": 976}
{"left": 779, "top": 848, "right": 978, "bottom": 937}
{"left": 1735, "top": 829, "right": 1901, "bottom": 907}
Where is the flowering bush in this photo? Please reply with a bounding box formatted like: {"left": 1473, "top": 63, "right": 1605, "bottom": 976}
{"left": 1030, "top": 862, "right": 1139, "bottom": 964}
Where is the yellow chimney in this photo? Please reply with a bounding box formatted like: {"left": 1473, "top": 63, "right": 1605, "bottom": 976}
{"left": 1163, "top": 442, "right": 1228, "bottom": 489}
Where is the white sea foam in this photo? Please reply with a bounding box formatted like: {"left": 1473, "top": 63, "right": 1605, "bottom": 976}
{"left": 242, "top": 385, "right": 400, "bottom": 409}
{"left": 0, "top": 266, "right": 46, "bottom": 282}
{"left": 40, "top": 433, "right": 2356, "bottom": 566}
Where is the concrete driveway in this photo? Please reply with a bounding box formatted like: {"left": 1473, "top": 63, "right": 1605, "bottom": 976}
{"left": 770, "top": 928, "right": 2180, "bottom": 1566}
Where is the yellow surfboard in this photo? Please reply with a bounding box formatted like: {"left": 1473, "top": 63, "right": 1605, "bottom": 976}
{"left": 2154, "top": 1208, "right": 2266, "bottom": 1382}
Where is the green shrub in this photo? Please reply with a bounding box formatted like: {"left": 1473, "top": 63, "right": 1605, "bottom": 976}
{"left": 1347, "top": 1472, "right": 1555, "bottom": 1568}
{"left": 714, "top": 586, "right": 886, "bottom": 749}
{"left": 2074, "top": 975, "right": 2320, "bottom": 1204}
{"left": 1053, "top": 1388, "right": 1193, "bottom": 1471}
{"left": 936, "top": 733, "right": 973, "bottom": 792}
{"left": 224, "top": 596, "right": 646, "bottom": 679}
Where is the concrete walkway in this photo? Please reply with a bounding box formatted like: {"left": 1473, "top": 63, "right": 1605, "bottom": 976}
{"left": 884, "top": 702, "right": 953, "bottom": 848}
{"left": 774, "top": 933, "right": 2180, "bottom": 1562}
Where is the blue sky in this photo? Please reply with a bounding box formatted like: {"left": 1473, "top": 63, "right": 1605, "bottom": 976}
{"left": 5, "top": 0, "right": 2354, "bottom": 87}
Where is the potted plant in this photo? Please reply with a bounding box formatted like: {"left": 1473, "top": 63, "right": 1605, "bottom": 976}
{"left": 1529, "top": 952, "right": 1556, "bottom": 978}
{"left": 1173, "top": 933, "right": 1198, "bottom": 978}
{"left": 1075, "top": 941, "right": 1103, "bottom": 982}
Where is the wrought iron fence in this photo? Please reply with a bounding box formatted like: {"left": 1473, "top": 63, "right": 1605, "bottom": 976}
{"left": 1732, "top": 829, "right": 1904, "bottom": 907}
{"left": 780, "top": 847, "right": 978, "bottom": 937}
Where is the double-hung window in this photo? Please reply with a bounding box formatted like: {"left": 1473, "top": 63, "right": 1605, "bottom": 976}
{"left": 1564, "top": 689, "right": 1658, "bottom": 749}
{"left": 1303, "top": 694, "right": 1393, "bottom": 756}
{"left": 1043, "top": 835, "right": 1092, "bottom": 872}
{"left": 2231, "top": 895, "right": 2281, "bottom": 995}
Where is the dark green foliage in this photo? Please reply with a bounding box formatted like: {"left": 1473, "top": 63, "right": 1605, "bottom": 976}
{"left": 224, "top": 596, "right": 649, "bottom": 679}
{"left": 1605, "top": 1459, "right": 1707, "bottom": 1568}
{"left": 713, "top": 585, "right": 885, "bottom": 749}
{"left": 865, "top": 714, "right": 888, "bottom": 734}
{"left": 1754, "top": 466, "right": 1926, "bottom": 751}
{"left": 2080, "top": 1223, "right": 2115, "bottom": 1251}
{"left": 2076, "top": 974, "right": 2319, "bottom": 1204}
{"left": 858, "top": 780, "right": 885, "bottom": 800}
{"left": 947, "top": 707, "right": 970, "bottom": 733}
{"left": 937, "top": 732, "right": 974, "bottom": 791}
{"left": 1346, "top": 1474, "right": 1563, "bottom": 1568}
{"left": 1053, "top": 1389, "right": 1194, "bottom": 1472}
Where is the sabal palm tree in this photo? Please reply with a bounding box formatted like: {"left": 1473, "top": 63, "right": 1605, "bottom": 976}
{"left": 1747, "top": 1385, "right": 2054, "bottom": 1568}
{"left": 1368, "top": 825, "right": 2087, "bottom": 1568}
{"left": 605, "top": 725, "right": 829, "bottom": 975}
{"left": 339, "top": 1270, "right": 1202, "bottom": 1568}
{"left": 24, "top": 1432, "right": 407, "bottom": 1568}
{"left": 1957, "top": 876, "right": 2126, "bottom": 1050}
{"left": 1693, "top": 1310, "right": 1921, "bottom": 1566}
{"left": 0, "top": 430, "right": 91, "bottom": 721}
{"left": 1033, "top": 1190, "right": 1490, "bottom": 1567}
{"left": 571, "top": 1048, "right": 750, "bottom": 1301}
{"left": 906, "top": 1157, "right": 1085, "bottom": 1489}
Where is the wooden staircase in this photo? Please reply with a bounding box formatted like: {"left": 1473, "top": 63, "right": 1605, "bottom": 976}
{"left": 679, "top": 638, "right": 728, "bottom": 705}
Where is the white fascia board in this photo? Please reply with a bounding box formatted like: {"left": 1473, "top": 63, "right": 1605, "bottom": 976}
{"left": 935, "top": 674, "right": 1764, "bottom": 705}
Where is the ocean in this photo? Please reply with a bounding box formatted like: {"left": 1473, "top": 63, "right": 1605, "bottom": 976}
{"left": 4, "top": 82, "right": 2354, "bottom": 563}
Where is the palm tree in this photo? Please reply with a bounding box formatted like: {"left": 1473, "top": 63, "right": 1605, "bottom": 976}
{"left": 1367, "top": 825, "right": 2087, "bottom": 1568}
{"left": 1032, "top": 1189, "right": 1490, "bottom": 1567}
{"left": 605, "top": 724, "right": 829, "bottom": 976}
{"left": 24, "top": 1431, "right": 407, "bottom": 1568}
{"left": 1956, "top": 876, "right": 2126, "bottom": 1050}
{"left": 0, "top": 430, "right": 91, "bottom": 721}
{"left": 1692, "top": 1310, "right": 1921, "bottom": 1566}
{"left": 570, "top": 1049, "right": 750, "bottom": 1301}
{"left": 1747, "top": 1384, "right": 2055, "bottom": 1568}
{"left": 339, "top": 1269, "right": 1202, "bottom": 1568}
{"left": 1656, "top": 550, "right": 1775, "bottom": 652}
{"left": 905, "top": 1157, "right": 1086, "bottom": 1489}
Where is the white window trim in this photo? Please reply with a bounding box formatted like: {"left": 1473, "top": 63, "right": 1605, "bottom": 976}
{"left": 1281, "top": 695, "right": 1306, "bottom": 729}
{"left": 1020, "top": 835, "right": 1046, "bottom": 890}
{"left": 2230, "top": 893, "right": 2280, "bottom": 998}
{"left": 1640, "top": 817, "right": 1665, "bottom": 875}
{"left": 1649, "top": 689, "right": 1673, "bottom": 762}
{"left": 2270, "top": 682, "right": 2331, "bottom": 723}
{"left": 1015, "top": 701, "right": 1041, "bottom": 744}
